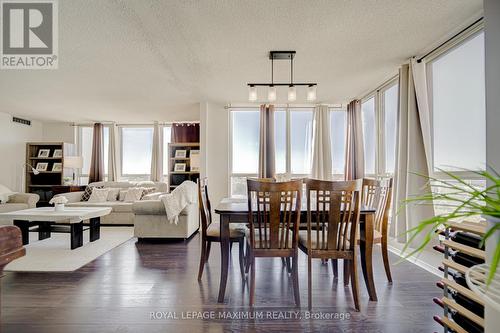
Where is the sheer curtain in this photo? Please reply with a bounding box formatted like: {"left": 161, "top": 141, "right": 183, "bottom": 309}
{"left": 89, "top": 123, "right": 104, "bottom": 183}
{"left": 344, "top": 100, "right": 364, "bottom": 180}
{"left": 107, "top": 123, "right": 119, "bottom": 181}
{"left": 390, "top": 59, "right": 435, "bottom": 245}
{"left": 150, "top": 121, "right": 164, "bottom": 182}
{"left": 258, "top": 104, "right": 276, "bottom": 178}
{"left": 311, "top": 105, "right": 332, "bottom": 180}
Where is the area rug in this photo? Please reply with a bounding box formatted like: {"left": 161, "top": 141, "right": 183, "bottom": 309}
{"left": 4, "top": 227, "right": 134, "bottom": 272}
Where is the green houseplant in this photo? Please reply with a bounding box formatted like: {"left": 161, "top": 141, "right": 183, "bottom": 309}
{"left": 401, "top": 168, "right": 500, "bottom": 283}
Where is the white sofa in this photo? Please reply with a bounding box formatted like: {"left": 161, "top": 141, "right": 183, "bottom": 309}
{"left": 133, "top": 201, "right": 199, "bottom": 240}
{"left": 57, "top": 181, "right": 168, "bottom": 225}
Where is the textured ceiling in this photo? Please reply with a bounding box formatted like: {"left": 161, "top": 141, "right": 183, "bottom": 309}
{"left": 0, "top": 0, "right": 483, "bottom": 122}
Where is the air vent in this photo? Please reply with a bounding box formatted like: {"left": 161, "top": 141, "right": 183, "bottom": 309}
{"left": 12, "top": 117, "right": 31, "bottom": 126}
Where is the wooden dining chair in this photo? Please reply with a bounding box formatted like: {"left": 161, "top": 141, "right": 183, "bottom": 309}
{"left": 362, "top": 177, "right": 394, "bottom": 283}
{"left": 197, "top": 178, "right": 246, "bottom": 281}
{"left": 299, "top": 179, "right": 363, "bottom": 311}
{"left": 246, "top": 178, "right": 302, "bottom": 307}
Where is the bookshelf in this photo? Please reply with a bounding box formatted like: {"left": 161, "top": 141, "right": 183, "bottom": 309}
{"left": 26, "top": 142, "right": 72, "bottom": 207}
{"left": 168, "top": 142, "right": 200, "bottom": 192}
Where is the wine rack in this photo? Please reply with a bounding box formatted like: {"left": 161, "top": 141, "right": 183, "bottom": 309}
{"left": 435, "top": 221, "right": 486, "bottom": 333}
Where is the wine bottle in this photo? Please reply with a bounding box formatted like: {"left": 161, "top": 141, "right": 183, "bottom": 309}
{"left": 438, "top": 266, "right": 468, "bottom": 288}
{"left": 433, "top": 245, "right": 485, "bottom": 267}
{"left": 437, "top": 230, "right": 484, "bottom": 249}
{"left": 433, "top": 297, "right": 483, "bottom": 333}
{"left": 435, "top": 281, "right": 484, "bottom": 316}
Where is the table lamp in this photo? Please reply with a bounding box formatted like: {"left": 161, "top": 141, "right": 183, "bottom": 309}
{"left": 64, "top": 156, "right": 83, "bottom": 185}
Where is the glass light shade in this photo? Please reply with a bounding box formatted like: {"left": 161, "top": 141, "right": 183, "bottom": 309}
{"left": 287, "top": 85, "right": 297, "bottom": 102}
{"left": 268, "top": 85, "right": 277, "bottom": 102}
{"left": 307, "top": 85, "right": 317, "bottom": 101}
{"left": 248, "top": 85, "right": 257, "bottom": 101}
{"left": 64, "top": 156, "right": 84, "bottom": 169}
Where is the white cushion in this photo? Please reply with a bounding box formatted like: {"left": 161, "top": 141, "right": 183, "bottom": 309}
{"left": 88, "top": 188, "right": 110, "bottom": 203}
{"left": 118, "top": 189, "right": 128, "bottom": 201}
{"left": 123, "top": 187, "right": 143, "bottom": 202}
{"left": 107, "top": 188, "right": 120, "bottom": 201}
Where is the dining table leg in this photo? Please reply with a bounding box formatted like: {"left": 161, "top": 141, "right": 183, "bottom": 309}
{"left": 217, "top": 214, "right": 230, "bottom": 303}
{"left": 359, "top": 213, "right": 378, "bottom": 301}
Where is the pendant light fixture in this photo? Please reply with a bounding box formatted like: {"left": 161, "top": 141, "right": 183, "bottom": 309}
{"left": 247, "top": 51, "right": 317, "bottom": 102}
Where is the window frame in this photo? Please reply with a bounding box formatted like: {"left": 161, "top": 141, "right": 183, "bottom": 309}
{"left": 119, "top": 125, "right": 154, "bottom": 180}
{"left": 425, "top": 28, "right": 485, "bottom": 180}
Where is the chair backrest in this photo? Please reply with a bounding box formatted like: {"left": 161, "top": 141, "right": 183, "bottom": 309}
{"left": 362, "top": 178, "right": 379, "bottom": 208}
{"left": 372, "top": 178, "right": 393, "bottom": 233}
{"left": 304, "top": 179, "right": 362, "bottom": 252}
{"left": 198, "top": 178, "right": 212, "bottom": 235}
{"left": 246, "top": 179, "right": 302, "bottom": 250}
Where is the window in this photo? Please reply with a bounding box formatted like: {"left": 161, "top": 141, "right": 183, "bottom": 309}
{"left": 290, "top": 110, "right": 313, "bottom": 175}
{"left": 121, "top": 127, "right": 153, "bottom": 180}
{"left": 78, "top": 126, "right": 109, "bottom": 185}
{"left": 361, "top": 97, "right": 376, "bottom": 175}
{"left": 382, "top": 84, "right": 398, "bottom": 174}
{"left": 429, "top": 31, "right": 485, "bottom": 172}
{"left": 330, "top": 110, "right": 346, "bottom": 177}
{"left": 274, "top": 110, "right": 286, "bottom": 174}
{"left": 163, "top": 126, "right": 172, "bottom": 176}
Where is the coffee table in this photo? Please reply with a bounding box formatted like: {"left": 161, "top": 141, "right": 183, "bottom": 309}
{"left": 0, "top": 207, "right": 112, "bottom": 250}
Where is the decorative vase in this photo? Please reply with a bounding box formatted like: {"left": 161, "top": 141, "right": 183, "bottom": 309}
{"left": 54, "top": 203, "right": 65, "bottom": 212}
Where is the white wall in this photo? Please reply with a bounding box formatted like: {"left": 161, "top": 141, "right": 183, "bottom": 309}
{"left": 484, "top": 0, "right": 500, "bottom": 331}
{"left": 0, "top": 111, "right": 43, "bottom": 191}
{"left": 42, "top": 122, "right": 75, "bottom": 144}
{"left": 200, "top": 102, "right": 229, "bottom": 220}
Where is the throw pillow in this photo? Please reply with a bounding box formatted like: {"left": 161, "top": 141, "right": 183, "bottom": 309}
{"left": 141, "top": 187, "right": 156, "bottom": 199}
{"left": 88, "top": 188, "right": 110, "bottom": 203}
{"left": 107, "top": 188, "right": 120, "bottom": 201}
{"left": 0, "top": 184, "right": 16, "bottom": 204}
{"left": 123, "top": 187, "right": 144, "bottom": 202}
{"left": 81, "top": 186, "right": 94, "bottom": 201}
{"left": 118, "top": 189, "right": 128, "bottom": 201}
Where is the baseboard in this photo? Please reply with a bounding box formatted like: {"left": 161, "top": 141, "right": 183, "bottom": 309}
{"left": 387, "top": 242, "right": 442, "bottom": 277}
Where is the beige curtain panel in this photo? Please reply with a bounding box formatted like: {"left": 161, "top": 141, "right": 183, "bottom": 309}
{"left": 107, "top": 123, "right": 119, "bottom": 181}
{"left": 344, "top": 100, "right": 365, "bottom": 180}
{"left": 89, "top": 123, "right": 104, "bottom": 183}
{"left": 258, "top": 104, "right": 276, "bottom": 178}
{"left": 150, "top": 121, "right": 164, "bottom": 182}
{"left": 390, "top": 60, "right": 435, "bottom": 246}
{"left": 311, "top": 105, "right": 332, "bottom": 180}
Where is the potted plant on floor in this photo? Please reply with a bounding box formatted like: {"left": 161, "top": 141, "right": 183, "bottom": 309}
{"left": 401, "top": 168, "right": 500, "bottom": 284}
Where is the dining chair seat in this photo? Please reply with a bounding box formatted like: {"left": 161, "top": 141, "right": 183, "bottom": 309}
{"left": 207, "top": 222, "right": 246, "bottom": 238}
{"left": 245, "top": 228, "right": 294, "bottom": 249}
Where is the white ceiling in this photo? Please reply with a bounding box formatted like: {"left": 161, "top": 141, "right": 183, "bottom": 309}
{"left": 0, "top": 0, "right": 483, "bottom": 123}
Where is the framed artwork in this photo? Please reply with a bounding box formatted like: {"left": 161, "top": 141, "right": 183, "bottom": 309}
{"left": 175, "top": 150, "right": 187, "bottom": 158}
{"left": 53, "top": 149, "right": 63, "bottom": 158}
{"left": 190, "top": 150, "right": 200, "bottom": 172}
{"left": 174, "top": 163, "right": 186, "bottom": 172}
{"left": 36, "top": 162, "right": 48, "bottom": 172}
{"left": 52, "top": 163, "right": 63, "bottom": 172}
{"left": 38, "top": 149, "right": 50, "bottom": 158}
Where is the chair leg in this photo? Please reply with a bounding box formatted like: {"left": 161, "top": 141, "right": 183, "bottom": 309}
{"left": 285, "top": 257, "right": 292, "bottom": 274}
{"left": 291, "top": 254, "right": 300, "bottom": 307}
{"left": 350, "top": 258, "right": 360, "bottom": 311}
{"left": 343, "top": 259, "right": 350, "bottom": 286}
{"left": 238, "top": 238, "right": 245, "bottom": 280}
{"left": 307, "top": 255, "right": 312, "bottom": 310}
{"left": 205, "top": 241, "right": 212, "bottom": 262}
{"left": 249, "top": 255, "right": 256, "bottom": 307}
{"left": 331, "top": 259, "right": 338, "bottom": 278}
{"left": 197, "top": 239, "right": 207, "bottom": 281}
{"left": 381, "top": 237, "right": 393, "bottom": 283}
{"left": 245, "top": 243, "right": 251, "bottom": 273}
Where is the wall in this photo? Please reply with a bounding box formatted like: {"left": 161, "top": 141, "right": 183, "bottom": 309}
{"left": 200, "top": 102, "right": 229, "bottom": 220}
{"left": 42, "top": 122, "right": 75, "bottom": 144}
{"left": 0, "top": 111, "right": 43, "bottom": 191}
{"left": 484, "top": 0, "right": 500, "bottom": 331}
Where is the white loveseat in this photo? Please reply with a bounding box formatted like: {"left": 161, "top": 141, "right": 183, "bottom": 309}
{"left": 56, "top": 181, "right": 168, "bottom": 225}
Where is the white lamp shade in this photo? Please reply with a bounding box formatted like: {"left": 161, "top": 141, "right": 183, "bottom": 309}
{"left": 307, "top": 85, "right": 317, "bottom": 101}
{"left": 248, "top": 86, "right": 257, "bottom": 101}
{"left": 65, "top": 156, "right": 83, "bottom": 169}
{"left": 268, "top": 86, "right": 277, "bottom": 102}
{"left": 287, "top": 85, "right": 297, "bottom": 102}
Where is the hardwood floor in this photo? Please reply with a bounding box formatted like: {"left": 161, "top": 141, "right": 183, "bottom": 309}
{"left": 1, "top": 229, "right": 441, "bottom": 332}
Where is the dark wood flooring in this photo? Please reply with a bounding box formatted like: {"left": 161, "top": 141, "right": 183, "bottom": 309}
{"left": 1, "top": 228, "right": 441, "bottom": 332}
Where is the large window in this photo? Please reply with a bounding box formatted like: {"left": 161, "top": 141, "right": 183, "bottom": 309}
{"left": 428, "top": 31, "right": 485, "bottom": 172}
{"left": 78, "top": 126, "right": 109, "bottom": 184}
{"left": 382, "top": 83, "right": 399, "bottom": 174}
{"left": 120, "top": 127, "right": 153, "bottom": 180}
{"left": 274, "top": 110, "right": 287, "bottom": 174}
{"left": 361, "top": 97, "right": 376, "bottom": 175}
{"left": 290, "top": 111, "right": 313, "bottom": 175}
{"left": 330, "top": 110, "right": 346, "bottom": 177}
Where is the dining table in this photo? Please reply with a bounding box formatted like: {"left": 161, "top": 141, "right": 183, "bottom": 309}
{"left": 214, "top": 198, "right": 378, "bottom": 303}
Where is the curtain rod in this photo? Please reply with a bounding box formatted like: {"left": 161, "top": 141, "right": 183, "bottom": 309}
{"left": 417, "top": 17, "right": 483, "bottom": 63}
{"left": 225, "top": 104, "right": 344, "bottom": 109}
{"left": 70, "top": 121, "right": 200, "bottom": 127}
